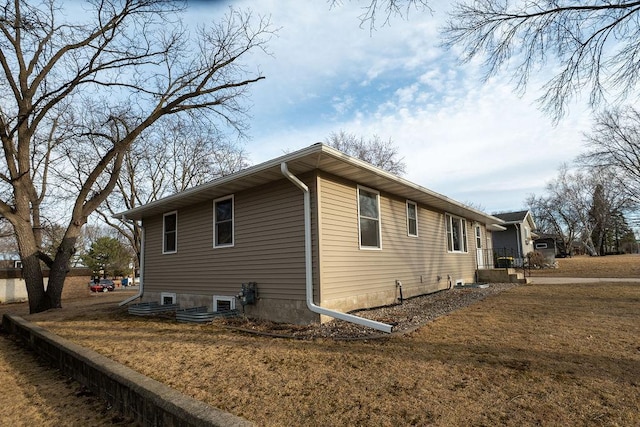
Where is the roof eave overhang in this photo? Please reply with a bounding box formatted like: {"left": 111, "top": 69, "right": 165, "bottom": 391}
{"left": 115, "top": 143, "right": 504, "bottom": 228}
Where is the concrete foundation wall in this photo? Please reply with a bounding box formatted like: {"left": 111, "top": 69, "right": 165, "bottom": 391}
{"left": 142, "top": 291, "right": 319, "bottom": 325}
{"left": 143, "top": 282, "right": 450, "bottom": 326}
{"left": 244, "top": 297, "right": 318, "bottom": 325}
{"left": 1, "top": 314, "right": 252, "bottom": 427}
{"left": 145, "top": 283, "right": 450, "bottom": 326}
{"left": 477, "top": 269, "right": 511, "bottom": 283}
{"left": 477, "top": 268, "right": 528, "bottom": 284}
{"left": 322, "top": 281, "right": 444, "bottom": 314}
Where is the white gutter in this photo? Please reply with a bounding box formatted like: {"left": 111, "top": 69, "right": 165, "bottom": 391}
{"left": 119, "top": 220, "right": 144, "bottom": 306}
{"left": 280, "top": 162, "right": 393, "bottom": 334}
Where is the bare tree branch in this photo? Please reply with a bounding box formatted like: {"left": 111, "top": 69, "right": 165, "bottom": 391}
{"left": 579, "top": 106, "right": 640, "bottom": 205}
{"left": 325, "top": 130, "right": 407, "bottom": 175}
{"left": 443, "top": 1, "right": 640, "bottom": 121}
{"left": 329, "top": 0, "right": 431, "bottom": 31}
{"left": 0, "top": 0, "right": 274, "bottom": 312}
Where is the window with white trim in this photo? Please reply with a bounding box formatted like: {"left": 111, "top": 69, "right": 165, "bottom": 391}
{"left": 446, "top": 214, "right": 468, "bottom": 253}
{"left": 358, "top": 186, "right": 381, "bottom": 249}
{"left": 163, "top": 212, "right": 177, "bottom": 254}
{"left": 214, "top": 195, "right": 234, "bottom": 248}
{"left": 407, "top": 201, "right": 418, "bottom": 237}
{"left": 535, "top": 242, "right": 548, "bottom": 249}
{"left": 213, "top": 295, "right": 236, "bottom": 312}
{"left": 161, "top": 292, "right": 176, "bottom": 305}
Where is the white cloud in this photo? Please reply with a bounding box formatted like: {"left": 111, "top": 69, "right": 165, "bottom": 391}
{"left": 188, "top": 0, "right": 594, "bottom": 213}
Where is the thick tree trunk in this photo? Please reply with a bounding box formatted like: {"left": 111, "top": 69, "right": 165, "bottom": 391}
{"left": 13, "top": 212, "right": 80, "bottom": 312}
{"left": 22, "top": 254, "right": 50, "bottom": 313}
{"left": 14, "top": 221, "right": 50, "bottom": 313}
{"left": 584, "top": 236, "right": 599, "bottom": 256}
{"left": 46, "top": 236, "right": 78, "bottom": 309}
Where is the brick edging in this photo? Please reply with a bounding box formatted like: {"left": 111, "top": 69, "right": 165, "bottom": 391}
{"left": 2, "top": 314, "right": 253, "bottom": 427}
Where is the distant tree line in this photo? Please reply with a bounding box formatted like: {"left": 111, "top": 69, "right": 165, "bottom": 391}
{"left": 527, "top": 106, "right": 640, "bottom": 256}
{"left": 526, "top": 165, "right": 637, "bottom": 257}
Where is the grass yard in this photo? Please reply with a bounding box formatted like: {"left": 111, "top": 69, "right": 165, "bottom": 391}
{"left": 1, "top": 254, "right": 639, "bottom": 426}
{"left": 0, "top": 328, "right": 137, "bottom": 426}
{"left": 530, "top": 253, "right": 640, "bottom": 278}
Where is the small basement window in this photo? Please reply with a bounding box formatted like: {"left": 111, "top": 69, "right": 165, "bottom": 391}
{"left": 213, "top": 295, "right": 236, "bottom": 312}
{"left": 535, "top": 243, "right": 548, "bottom": 249}
{"left": 160, "top": 292, "right": 176, "bottom": 305}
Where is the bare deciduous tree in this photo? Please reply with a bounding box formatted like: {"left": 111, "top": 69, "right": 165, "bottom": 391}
{"left": 325, "top": 130, "right": 407, "bottom": 175}
{"left": 330, "top": 0, "right": 430, "bottom": 29}
{"left": 95, "top": 115, "right": 249, "bottom": 273}
{"left": 527, "top": 165, "right": 633, "bottom": 256}
{"left": 442, "top": 1, "right": 640, "bottom": 121}
{"left": 579, "top": 106, "right": 640, "bottom": 205}
{"left": 527, "top": 171, "right": 581, "bottom": 257}
{"left": 0, "top": 0, "right": 274, "bottom": 313}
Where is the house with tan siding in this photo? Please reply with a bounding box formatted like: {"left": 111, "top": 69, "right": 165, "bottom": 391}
{"left": 117, "top": 143, "right": 505, "bottom": 332}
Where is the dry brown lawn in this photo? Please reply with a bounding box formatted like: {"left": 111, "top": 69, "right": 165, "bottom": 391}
{"left": 530, "top": 253, "right": 640, "bottom": 278}
{"left": 0, "top": 332, "right": 138, "bottom": 426}
{"left": 1, "top": 255, "right": 639, "bottom": 426}
{"left": 0, "top": 291, "right": 139, "bottom": 426}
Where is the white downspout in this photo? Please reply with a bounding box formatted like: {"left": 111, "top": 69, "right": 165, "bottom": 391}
{"left": 119, "top": 220, "right": 144, "bottom": 306}
{"left": 280, "top": 162, "right": 392, "bottom": 334}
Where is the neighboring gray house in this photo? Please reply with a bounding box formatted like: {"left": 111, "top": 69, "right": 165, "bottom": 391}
{"left": 491, "top": 210, "right": 537, "bottom": 265}
{"left": 117, "top": 144, "right": 505, "bottom": 331}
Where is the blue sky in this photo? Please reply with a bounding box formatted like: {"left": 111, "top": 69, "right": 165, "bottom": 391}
{"left": 187, "top": 0, "right": 593, "bottom": 214}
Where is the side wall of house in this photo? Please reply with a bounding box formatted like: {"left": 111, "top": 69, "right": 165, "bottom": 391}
{"left": 317, "top": 173, "right": 479, "bottom": 313}
{"left": 141, "top": 175, "right": 320, "bottom": 324}
{"left": 521, "top": 220, "right": 535, "bottom": 255}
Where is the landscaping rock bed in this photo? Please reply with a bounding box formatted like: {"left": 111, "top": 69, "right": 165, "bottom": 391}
{"left": 216, "top": 282, "right": 520, "bottom": 340}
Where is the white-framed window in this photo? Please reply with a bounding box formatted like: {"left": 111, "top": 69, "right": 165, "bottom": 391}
{"left": 406, "top": 200, "right": 418, "bottom": 237}
{"left": 535, "top": 242, "right": 548, "bottom": 249}
{"left": 357, "top": 186, "right": 381, "bottom": 249}
{"left": 160, "top": 292, "right": 176, "bottom": 305}
{"left": 214, "top": 195, "right": 234, "bottom": 248}
{"left": 213, "top": 295, "right": 236, "bottom": 312}
{"left": 163, "top": 211, "right": 177, "bottom": 254}
{"left": 446, "top": 213, "right": 468, "bottom": 253}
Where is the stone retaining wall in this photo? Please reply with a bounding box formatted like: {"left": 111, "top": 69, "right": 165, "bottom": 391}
{"left": 1, "top": 314, "right": 253, "bottom": 427}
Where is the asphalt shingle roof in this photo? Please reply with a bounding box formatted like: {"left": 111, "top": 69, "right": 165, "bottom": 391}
{"left": 493, "top": 210, "right": 530, "bottom": 223}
